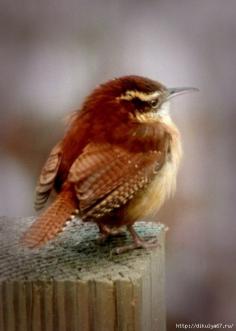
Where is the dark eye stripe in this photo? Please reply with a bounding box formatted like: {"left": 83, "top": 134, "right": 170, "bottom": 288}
{"left": 131, "top": 97, "right": 149, "bottom": 109}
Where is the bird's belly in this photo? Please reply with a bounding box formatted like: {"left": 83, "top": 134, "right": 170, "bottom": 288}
{"left": 125, "top": 160, "right": 178, "bottom": 222}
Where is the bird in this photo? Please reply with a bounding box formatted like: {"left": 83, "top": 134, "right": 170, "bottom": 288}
{"left": 21, "top": 75, "right": 198, "bottom": 253}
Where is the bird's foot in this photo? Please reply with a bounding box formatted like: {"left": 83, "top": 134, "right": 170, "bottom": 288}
{"left": 97, "top": 225, "right": 126, "bottom": 245}
{"left": 112, "top": 237, "right": 158, "bottom": 255}
{"left": 111, "top": 225, "right": 159, "bottom": 255}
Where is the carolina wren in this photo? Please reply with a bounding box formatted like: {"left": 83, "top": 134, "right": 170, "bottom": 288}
{"left": 22, "top": 75, "right": 198, "bottom": 253}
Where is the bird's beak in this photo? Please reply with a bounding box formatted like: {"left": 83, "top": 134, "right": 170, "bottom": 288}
{"left": 167, "top": 87, "right": 199, "bottom": 100}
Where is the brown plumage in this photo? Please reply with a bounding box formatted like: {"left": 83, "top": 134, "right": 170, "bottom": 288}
{"left": 23, "top": 185, "right": 77, "bottom": 248}
{"left": 21, "top": 75, "right": 198, "bottom": 252}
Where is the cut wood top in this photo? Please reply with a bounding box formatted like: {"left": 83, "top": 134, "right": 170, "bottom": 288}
{"left": 0, "top": 217, "right": 166, "bottom": 282}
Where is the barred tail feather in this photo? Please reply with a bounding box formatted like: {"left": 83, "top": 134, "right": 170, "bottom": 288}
{"left": 34, "top": 142, "right": 62, "bottom": 211}
{"left": 21, "top": 190, "right": 77, "bottom": 248}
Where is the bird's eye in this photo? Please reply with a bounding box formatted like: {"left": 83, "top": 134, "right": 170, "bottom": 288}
{"left": 150, "top": 99, "right": 159, "bottom": 108}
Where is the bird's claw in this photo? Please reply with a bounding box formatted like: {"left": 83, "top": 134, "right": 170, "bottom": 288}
{"left": 110, "top": 236, "right": 159, "bottom": 255}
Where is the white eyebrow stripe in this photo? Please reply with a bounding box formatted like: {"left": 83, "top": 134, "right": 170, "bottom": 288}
{"left": 119, "top": 90, "right": 161, "bottom": 101}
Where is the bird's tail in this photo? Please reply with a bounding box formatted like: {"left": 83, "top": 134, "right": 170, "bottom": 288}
{"left": 21, "top": 188, "right": 78, "bottom": 248}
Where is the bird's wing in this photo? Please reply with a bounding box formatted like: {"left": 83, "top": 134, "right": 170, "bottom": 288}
{"left": 68, "top": 142, "right": 168, "bottom": 220}
{"left": 34, "top": 142, "right": 62, "bottom": 210}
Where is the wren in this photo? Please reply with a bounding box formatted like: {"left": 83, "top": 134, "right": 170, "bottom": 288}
{"left": 22, "top": 75, "right": 198, "bottom": 253}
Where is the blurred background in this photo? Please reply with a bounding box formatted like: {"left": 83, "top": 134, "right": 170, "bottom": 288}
{"left": 0, "top": 0, "right": 235, "bottom": 328}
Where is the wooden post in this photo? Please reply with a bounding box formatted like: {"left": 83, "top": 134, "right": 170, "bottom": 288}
{"left": 0, "top": 216, "right": 167, "bottom": 331}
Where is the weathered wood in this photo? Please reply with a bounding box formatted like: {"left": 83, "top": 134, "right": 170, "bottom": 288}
{"left": 0, "top": 216, "right": 167, "bottom": 331}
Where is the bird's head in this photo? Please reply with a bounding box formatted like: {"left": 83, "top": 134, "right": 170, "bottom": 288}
{"left": 84, "top": 75, "right": 198, "bottom": 126}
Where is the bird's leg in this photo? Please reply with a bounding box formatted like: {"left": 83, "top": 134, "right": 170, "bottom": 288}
{"left": 113, "top": 224, "right": 159, "bottom": 254}
{"left": 97, "top": 224, "right": 126, "bottom": 244}
{"left": 97, "top": 224, "right": 110, "bottom": 244}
